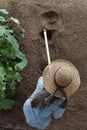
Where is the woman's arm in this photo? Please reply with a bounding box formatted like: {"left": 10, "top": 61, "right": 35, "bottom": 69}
{"left": 52, "top": 107, "right": 65, "bottom": 119}
{"left": 23, "top": 76, "right": 43, "bottom": 106}
{"left": 52, "top": 97, "right": 66, "bottom": 119}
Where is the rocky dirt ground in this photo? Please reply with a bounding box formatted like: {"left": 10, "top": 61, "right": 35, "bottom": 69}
{"left": 0, "top": 0, "right": 87, "bottom": 130}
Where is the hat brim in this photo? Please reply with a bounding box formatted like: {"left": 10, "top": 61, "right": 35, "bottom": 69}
{"left": 43, "top": 59, "right": 80, "bottom": 97}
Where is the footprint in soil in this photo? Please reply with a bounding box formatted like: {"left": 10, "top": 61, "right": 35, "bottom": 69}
{"left": 39, "top": 11, "right": 63, "bottom": 44}
{"left": 40, "top": 11, "right": 58, "bottom": 30}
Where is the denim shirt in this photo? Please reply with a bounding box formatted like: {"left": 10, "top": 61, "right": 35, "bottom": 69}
{"left": 23, "top": 76, "right": 65, "bottom": 130}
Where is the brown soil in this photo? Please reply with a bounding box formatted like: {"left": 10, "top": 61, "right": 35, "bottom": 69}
{"left": 0, "top": 0, "right": 87, "bottom": 130}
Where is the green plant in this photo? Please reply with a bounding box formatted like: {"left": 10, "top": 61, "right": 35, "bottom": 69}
{"left": 0, "top": 9, "right": 27, "bottom": 110}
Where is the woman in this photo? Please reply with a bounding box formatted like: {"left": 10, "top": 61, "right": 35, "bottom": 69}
{"left": 23, "top": 59, "right": 80, "bottom": 130}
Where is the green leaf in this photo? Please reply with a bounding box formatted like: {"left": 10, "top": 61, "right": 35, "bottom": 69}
{"left": 0, "top": 91, "right": 5, "bottom": 99}
{"left": 0, "top": 26, "right": 6, "bottom": 36}
{"left": 14, "top": 51, "right": 27, "bottom": 71}
{"left": 1, "top": 49, "right": 10, "bottom": 57}
{"left": 0, "top": 99, "right": 14, "bottom": 110}
{"left": 18, "top": 25, "right": 25, "bottom": 38}
{"left": 14, "top": 59, "right": 27, "bottom": 71}
{"left": 0, "top": 9, "right": 9, "bottom": 14}
{"left": 6, "top": 68, "right": 15, "bottom": 79}
{"left": 0, "top": 16, "right": 6, "bottom": 22}
{"left": 0, "top": 66, "right": 6, "bottom": 79}
{"left": 14, "top": 72, "right": 22, "bottom": 82}
{"left": 6, "top": 35, "right": 19, "bottom": 51}
{"left": 0, "top": 81, "right": 5, "bottom": 90}
{"left": 7, "top": 67, "right": 13, "bottom": 71}
{"left": 10, "top": 17, "right": 20, "bottom": 25}
{"left": 0, "top": 25, "right": 13, "bottom": 36}
{"left": 0, "top": 88, "right": 6, "bottom": 99}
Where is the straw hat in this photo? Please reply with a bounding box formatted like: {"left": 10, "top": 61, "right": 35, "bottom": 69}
{"left": 43, "top": 59, "right": 80, "bottom": 97}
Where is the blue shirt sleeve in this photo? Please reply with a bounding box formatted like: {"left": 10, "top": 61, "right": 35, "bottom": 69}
{"left": 23, "top": 76, "right": 43, "bottom": 106}
{"left": 52, "top": 107, "right": 65, "bottom": 119}
{"left": 29, "top": 76, "right": 43, "bottom": 99}
{"left": 52, "top": 97, "right": 65, "bottom": 119}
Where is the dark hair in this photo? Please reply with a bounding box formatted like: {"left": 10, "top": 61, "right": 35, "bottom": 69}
{"left": 31, "top": 87, "right": 67, "bottom": 109}
{"left": 31, "top": 88, "right": 59, "bottom": 109}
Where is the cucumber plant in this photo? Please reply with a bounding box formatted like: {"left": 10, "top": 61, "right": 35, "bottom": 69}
{"left": 0, "top": 9, "right": 27, "bottom": 110}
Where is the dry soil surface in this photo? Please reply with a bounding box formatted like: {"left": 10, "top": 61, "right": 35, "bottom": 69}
{"left": 0, "top": 0, "right": 87, "bottom": 130}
